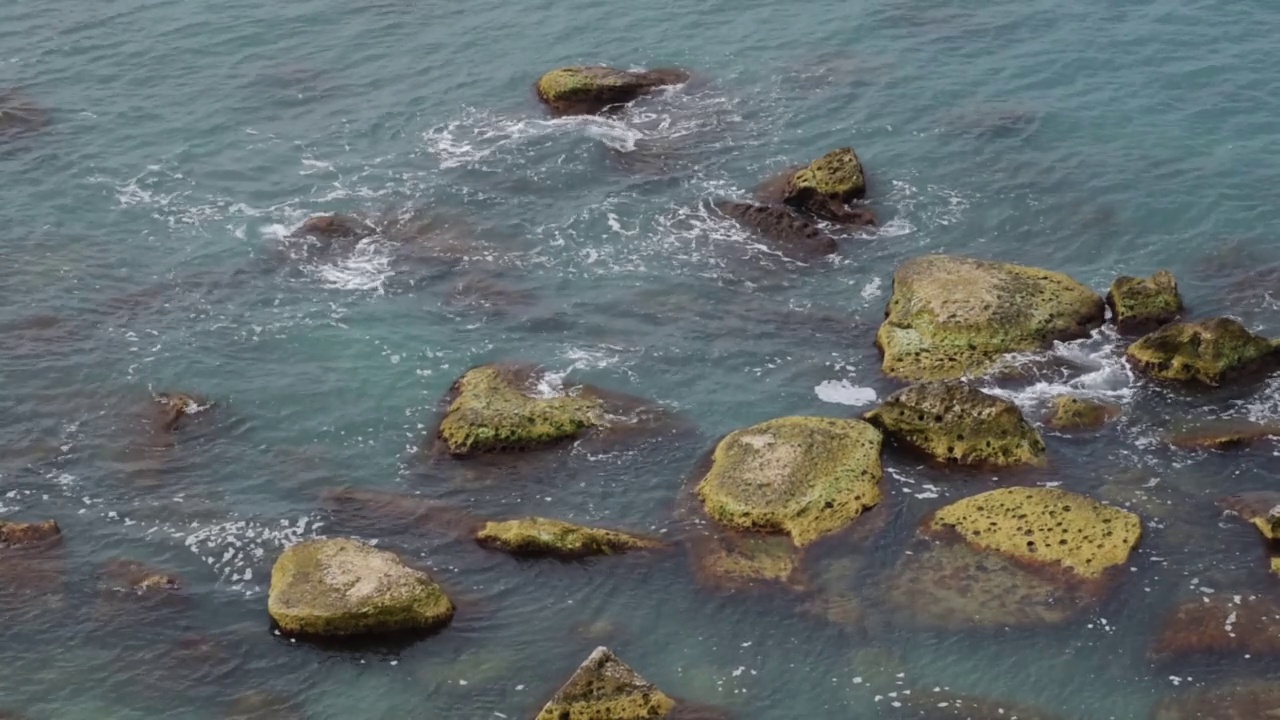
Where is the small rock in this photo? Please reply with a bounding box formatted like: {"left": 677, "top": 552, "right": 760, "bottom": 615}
{"left": 535, "top": 66, "right": 689, "bottom": 115}
{"left": 714, "top": 201, "right": 839, "bottom": 262}
{"left": 100, "top": 558, "right": 182, "bottom": 597}
{"left": 782, "top": 147, "right": 871, "bottom": 223}
{"left": 1126, "top": 317, "right": 1279, "bottom": 386}
{"left": 290, "top": 214, "right": 376, "bottom": 241}
{"left": 152, "top": 392, "right": 210, "bottom": 432}
{"left": 226, "top": 691, "right": 307, "bottom": 720}
{"left": 1106, "top": 270, "right": 1182, "bottom": 332}
{"left": 1172, "top": 420, "right": 1280, "bottom": 451}
{"left": 474, "top": 517, "right": 662, "bottom": 559}
{"left": 0, "top": 519, "right": 60, "bottom": 547}
{"left": 1045, "top": 394, "right": 1119, "bottom": 431}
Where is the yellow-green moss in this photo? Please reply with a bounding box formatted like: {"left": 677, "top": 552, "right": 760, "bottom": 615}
{"left": 1272, "top": 556, "right": 1280, "bottom": 577}
{"left": 785, "top": 148, "right": 866, "bottom": 202}
{"left": 535, "top": 646, "right": 677, "bottom": 720}
{"left": 1046, "top": 394, "right": 1118, "bottom": 431}
{"left": 690, "top": 532, "right": 802, "bottom": 590}
{"left": 475, "top": 517, "right": 660, "bottom": 558}
{"left": 864, "top": 381, "right": 1046, "bottom": 467}
{"left": 436, "top": 365, "right": 604, "bottom": 456}
{"left": 535, "top": 66, "right": 689, "bottom": 114}
{"left": 1106, "top": 270, "right": 1182, "bottom": 331}
{"left": 1126, "top": 317, "right": 1279, "bottom": 386}
{"left": 267, "top": 538, "right": 454, "bottom": 637}
{"left": 924, "top": 487, "right": 1141, "bottom": 580}
{"left": 696, "top": 417, "right": 883, "bottom": 546}
{"left": 0, "top": 519, "right": 60, "bottom": 546}
{"left": 876, "top": 255, "right": 1105, "bottom": 381}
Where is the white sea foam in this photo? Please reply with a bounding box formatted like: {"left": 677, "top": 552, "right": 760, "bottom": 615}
{"left": 181, "top": 515, "right": 321, "bottom": 595}
{"left": 814, "top": 380, "right": 878, "bottom": 406}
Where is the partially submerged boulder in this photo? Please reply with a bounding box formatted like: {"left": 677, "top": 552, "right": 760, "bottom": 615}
{"left": 1106, "top": 270, "right": 1182, "bottom": 332}
{"left": 0, "top": 88, "right": 50, "bottom": 140}
{"left": 687, "top": 531, "right": 804, "bottom": 591}
{"left": 100, "top": 558, "right": 182, "bottom": 597}
{"left": 1125, "top": 317, "right": 1279, "bottom": 386}
{"left": 267, "top": 538, "right": 454, "bottom": 637}
{"left": 1219, "top": 491, "right": 1280, "bottom": 543}
{"left": 535, "top": 66, "right": 689, "bottom": 115}
{"left": 714, "top": 201, "right": 838, "bottom": 262}
{"left": 876, "top": 255, "right": 1105, "bottom": 380}
{"left": 226, "top": 691, "right": 307, "bottom": 720}
{"left": 291, "top": 214, "right": 376, "bottom": 241}
{"left": 1149, "top": 595, "right": 1280, "bottom": 663}
{"left": 534, "top": 646, "right": 729, "bottom": 720}
{"left": 152, "top": 392, "right": 210, "bottom": 432}
{"left": 0, "top": 519, "right": 60, "bottom": 547}
{"left": 1154, "top": 681, "right": 1280, "bottom": 720}
{"left": 1045, "top": 394, "right": 1119, "bottom": 431}
{"left": 782, "top": 148, "right": 873, "bottom": 224}
{"left": 864, "top": 381, "right": 1045, "bottom": 467}
{"left": 1171, "top": 420, "right": 1280, "bottom": 451}
{"left": 923, "top": 487, "right": 1141, "bottom": 581}
{"left": 475, "top": 517, "right": 661, "bottom": 559}
{"left": 696, "top": 416, "right": 883, "bottom": 546}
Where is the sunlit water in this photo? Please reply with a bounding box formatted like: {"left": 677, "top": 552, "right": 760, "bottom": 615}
{"left": 1, "top": 0, "right": 1279, "bottom": 717}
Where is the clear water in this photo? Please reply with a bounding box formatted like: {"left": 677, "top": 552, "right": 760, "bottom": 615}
{"left": 2, "top": 0, "right": 1279, "bottom": 717}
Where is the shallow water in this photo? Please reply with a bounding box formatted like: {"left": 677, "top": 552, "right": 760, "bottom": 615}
{"left": 2, "top": 0, "right": 1279, "bottom": 717}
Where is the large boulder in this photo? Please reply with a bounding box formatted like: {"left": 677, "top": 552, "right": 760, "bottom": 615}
{"left": 1153, "top": 682, "right": 1280, "bottom": 720}
{"left": 1044, "top": 394, "right": 1119, "bottom": 431}
{"left": 864, "top": 381, "right": 1045, "bottom": 467}
{"left": 1149, "top": 595, "right": 1280, "bottom": 663}
{"left": 714, "top": 201, "right": 839, "bottom": 262}
{"left": 696, "top": 416, "right": 883, "bottom": 546}
{"left": 1125, "top": 317, "right": 1279, "bottom": 386}
{"left": 781, "top": 148, "right": 872, "bottom": 224}
{"left": 535, "top": 66, "right": 689, "bottom": 115}
{"left": 267, "top": 538, "right": 454, "bottom": 637}
{"left": 1106, "top": 270, "right": 1182, "bottom": 332}
{"left": 534, "top": 646, "right": 730, "bottom": 719}
{"left": 876, "top": 255, "right": 1105, "bottom": 380}
{"left": 923, "top": 487, "right": 1142, "bottom": 581}
{"left": 474, "top": 517, "right": 661, "bottom": 559}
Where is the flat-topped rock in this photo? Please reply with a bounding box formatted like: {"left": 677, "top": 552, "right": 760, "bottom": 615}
{"left": 1150, "top": 594, "right": 1280, "bottom": 663}
{"left": 1106, "top": 270, "right": 1182, "bottom": 332}
{"left": 1126, "top": 317, "right": 1278, "bottom": 386}
{"left": 1172, "top": 420, "right": 1280, "bottom": 451}
{"left": 535, "top": 66, "right": 689, "bottom": 115}
{"left": 475, "top": 517, "right": 662, "bottom": 558}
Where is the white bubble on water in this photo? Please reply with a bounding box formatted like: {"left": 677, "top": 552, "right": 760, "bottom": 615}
{"left": 814, "top": 380, "right": 878, "bottom": 407}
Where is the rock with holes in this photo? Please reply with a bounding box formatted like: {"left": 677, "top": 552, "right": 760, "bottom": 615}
{"left": 876, "top": 255, "right": 1105, "bottom": 380}
{"left": 535, "top": 66, "right": 689, "bottom": 115}
{"left": 782, "top": 148, "right": 874, "bottom": 224}
{"left": 714, "top": 201, "right": 839, "bottom": 261}
{"left": 1045, "top": 394, "right": 1119, "bottom": 431}
{"left": 475, "top": 517, "right": 662, "bottom": 559}
{"left": 1173, "top": 421, "right": 1280, "bottom": 451}
{"left": 1154, "top": 681, "right": 1280, "bottom": 720}
{"left": 1106, "top": 270, "right": 1182, "bottom": 333}
{"left": 534, "top": 646, "right": 731, "bottom": 720}
{"left": 1149, "top": 595, "right": 1280, "bottom": 663}
{"left": 267, "top": 538, "right": 454, "bottom": 637}
{"left": 923, "top": 487, "right": 1141, "bottom": 580}
{"left": 1126, "top": 317, "right": 1279, "bottom": 386}
{"left": 696, "top": 416, "right": 883, "bottom": 546}
{"left": 864, "top": 381, "right": 1046, "bottom": 467}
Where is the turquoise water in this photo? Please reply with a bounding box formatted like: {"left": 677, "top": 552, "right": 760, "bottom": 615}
{"left": 2, "top": 0, "right": 1279, "bottom": 717}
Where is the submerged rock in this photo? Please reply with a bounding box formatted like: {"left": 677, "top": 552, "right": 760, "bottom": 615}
{"left": 876, "top": 255, "right": 1105, "bottom": 380}
{"left": 225, "top": 691, "right": 307, "bottom": 720}
{"left": 1106, "top": 270, "right": 1182, "bottom": 332}
{"left": 1150, "top": 595, "right": 1280, "bottom": 663}
{"left": 864, "top": 381, "right": 1045, "bottom": 467}
{"left": 0, "top": 519, "right": 60, "bottom": 547}
{"left": 152, "top": 392, "right": 211, "bottom": 432}
{"left": 1125, "top": 317, "right": 1279, "bottom": 386}
{"left": 0, "top": 519, "right": 65, "bottom": 612}
{"left": 1172, "top": 420, "right": 1280, "bottom": 451}
{"left": 1154, "top": 681, "right": 1280, "bottom": 720}
{"left": 0, "top": 88, "right": 50, "bottom": 139}
{"left": 1219, "top": 491, "right": 1280, "bottom": 543}
{"left": 267, "top": 538, "right": 454, "bottom": 638}
{"left": 100, "top": 558, "right": 182, "bottom": 597}
{"left": 687, "top": 531, "right": 804, "bottom": 591}
{"left": 291, "top": 214, "right": 376, "bottom": 242}
{"left": 1045, "top": 394, "right": 1119, "bottom": 431}
{"left": 534, "top": 646, "right": 729, "bottom": 719}
{"left": 535, "top": 66, "right": 689, "bottom": 115}
{"left": 882, "top": 687, "right": 1064, "bottom": 719}
{"left": 474, "top": 517, "right": 662, "bottom": 559}
{"left": 696, "top": 416, "right": 883, "bottom": 546}
{"left": 714, "top": 201, "right": 838, "bottom": 262}
{"left": 923, "top": 487, "right": 1142, "bottom": 581}
{"left": 782, "top": 148, "right": 873, "bottom": 224}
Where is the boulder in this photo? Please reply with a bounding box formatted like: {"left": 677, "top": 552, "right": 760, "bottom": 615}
{"left": 535, "top": 66, "right": 689, "bottom": 115}
{"left": 1149, "top": 595, "right": 1280, "bottom": 663}
{"left": 1106, "top": 270, "right": 1182, "bottom": 332}
{"left": 876, "top": 255, "right": 1105, "bottom": 380}
{"left": 267, "top": 538, "right": 454, "bottom": 637}
{"left": 1171, "top": 421, "right": 1280, "bottom": 451}
{"left": 474, "top": 517, "right": 661, "bottom": 558}
{"left": 687, "top": 531, "right": 804, "bottom": 591}
{"left": 923, "top": 487, "right": 1141, "bottom": 581}
{"left": 782, "top": 148, "right": 873, "bottom": 223}
{"left": 864, "top": 381, "right": 1045, "bottom": 467}
{"left": 696, "top": 417, "right": 883, "bottom": 546}
{"left": 1153, "top": 682, "right": 1280, "bottom": 720}
{"left": 535, "top": 646, "right": 710, "bottom": 720}
{"left": 714, "top": 201, "right": 839, "bottom": 262}
{"left": 0, "top": 519, "right": 60, "bottom": 547}
{"left": 1045, "top": 394, "right": 1119, "bottom": 431}
{"left": 1125, "top": 317, "right": 1279, "bottom": 386}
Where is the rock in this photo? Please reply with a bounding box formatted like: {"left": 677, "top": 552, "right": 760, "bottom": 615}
{"left": 0, "top": 88, "right": 50, "bottom": 139}
{"left": 474, "top": 517, "right": 662, "bottom": 558}
{"left": 1106, "top": 270, "right": 1182, "bottom": 332}
{"left": 1172, "top": 420, "right": 1280, "bottom": 451}
{"left": 875, "top": 255, "right": 1105, "bottom": 380}
{"left": 1125, "top": 317, "right": 1279, "bottom": 386}
{"left": 226, "top": 691, "right": 307, "bottom": 720}
{"left": 99, "top": 558, "right": 182, "bottom": 597}
{"left": 882, "top": 688, "right": 1064, "bottom": 719}
{"left": 0, "top": 520, "right": 65, "bottom": 612}
{"left": 535, "top": 66, "right": 689, "bottom": 115}
{"left": 267, "top": 538, "right": 454, "bottom": 637}
{"left": 864, "top": 381, "right": 1045, "bottom": 467}
{"left": 534, "top": 646, "right": 677, "bottom": 720}
{"left": 1150, "top": 595, "right": 1280, "bottom": 663}
{"left": 290, "top": 214, "right": 376, "bottom": 241}
{"left": 152, "top": 392, "right": 210, "bottom": 432}
{"left": 782, "top": 148, "right": 871, "bottom": 223}
{"left": 696, "top": 416, "right": 883, "bottom": 546}
{"left": 923, "top": 487, "right": 1142, "bottom": 580}
{"left": 1153, "top": 681, "right": 1280, "bottom": 720}
{"left": 714, "top": 201, "right": 839, "bottom": 262}
{"left": 687, "top": 531, "right": 804, "bottom": 591}
{"left": 1045, "top": 394, "right": 1119, "bottom": 431}
{"left": 1219, "top": 491, "right": 1280, "bottom": 542}
{"left": 0, "top": 519, "right": 60, "bottom": 547}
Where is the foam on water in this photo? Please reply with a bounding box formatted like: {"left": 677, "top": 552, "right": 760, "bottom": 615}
{"left": 814, "top": 380, "right": 878, "bottom": 407}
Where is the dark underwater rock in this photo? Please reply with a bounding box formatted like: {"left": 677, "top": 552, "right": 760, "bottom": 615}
{"left": 1149, "top": 595, "right": 1280, "bottom": 663}
{"left": 714, "top": 201, "right": 838, "bottom": 262}
{"left": 0, "top": 88, "right": 50, "bottom": 140}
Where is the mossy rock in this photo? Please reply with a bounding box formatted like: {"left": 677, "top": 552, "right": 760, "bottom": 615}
{"left": 876, "top": 255, "right": 1105, "bottom": 380}
{"left": 535, "top": 646, "right": 676, "bottom": 720}
{"left": 1149, "top": 595, "right": 1280, "bottom": 663}
{"left": 864, "top": 381, "right": 1045, "bottom": 467}
{"left": 1172, "top": 420, "right": 1280, "bottom": 451}
{"left": 535, "top": 66, "right": 690, "bottom": 115}
{"left": 1219, "top": 491, "right": 1280, "bottom": 542}
{"left": 923, "top": 487, "right": 1141, "bottom": 580}
{"left": 688, "top": 531, "right": 803, "bottom": 591}
{"left": 1106, "top": 270, "right": 1182, "bottom": 332}
{"left": 1125, "top": 317, "right": 1279, "bottom": 386}
{"left": 1154, "top": 681, "right": 1280, "bottom": 720}
{"left": 696, "top": 416, "right": 883, "bottom": 546}
{"left": 475, "top": 517, "right": 661, "bottom": 559}
{"left": 434, "top": 364, "right": 606, "bottom": 456}
{"left": 0, "top": 519, "right": 60, "bottom": 547}
{"left": 782, "top": 148, "right": 869, "bottom": 222}
{"left": 267, "top": 538, "right": 454, "bottom": 637}
{"left": 1045, "top": 394, "right": 1119, "bottom": 431}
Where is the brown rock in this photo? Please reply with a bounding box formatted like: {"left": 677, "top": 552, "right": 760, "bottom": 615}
{"left": 1149, "top": 595, "right": 1280, "bottom": 663}
{"left": 1153, "top": 681, "right": 1280, "bottom": 720}
{"left": 1172, "top": 421, "right": 1280, "bottom": 452}
{"left": 714, "top": 201, "right": 839, "bottom": 262}
{"left": 1219, "top": 491, "right": 1280, "bottom": 542}
{"left": 0, "top": 519, "right": 60, "bottom": 547}
{"left": 0, "top": 88, "right": 50, "bottom": 140}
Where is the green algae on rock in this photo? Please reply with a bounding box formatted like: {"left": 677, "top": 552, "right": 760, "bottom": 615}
{"left": 534, "top": 646, "right": 676, "bottom": 720}
{"left": 687, "top": 531, "right": 805, "bottom": 591}
{"left": 1125, "top": 317, "right": 1279, "bottom": 386}
{"left": 876, "top": 255, "right": 1105, "bottom": 381}
{"left": 1045, "top": 394, "right": 1119, "bottom": 431}
{"left": 1106, "top": 270, "right": 1182, "bottom": 332}
{"left": 924, "top": 487, "right": 1141, "bottom": 580}
{"left": 864, "top": 381, "right": 1045, "bottom": 467}
{"left": 780, "top": 148, "right": 874, "bottom": 223}
{"left": 1154, "top": 681, "right": 1280, "bottom": 720}
{"left": 434, "top": 364, "right": 606, "bottom": 456}
{"left": 267, "top": 538, "right": 454, "bottom": 638}
{"left": 696, "top": 416, "right": 883, "bottom": 546}
{"left": 475, "top": 517, "right": 661, "bottom": 559}
{"left": 1149, "top": 595, "right": 1280, "bottom": 663}
{"left": 535, "top": 66, "right": 689, "bottom": 115}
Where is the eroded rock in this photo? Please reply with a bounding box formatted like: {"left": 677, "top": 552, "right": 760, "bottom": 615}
{"left": 782, "top": 148, "right": 874, "bottom": 224}
{"left": 1106, "top": 270, "right": 1182, "bottom": 332}
{"left": 534, "top": 646, "right": 730, "bottom": 720}
{"left": 714, "top": 201, "right": 839, "bottom": 262}
{"left": 1126, "top": 317, "right": 1278, "bottom": 386}
{"left": 475, "top": 517, "right": 662, "bottom": 559}
{"left": 535, "top": 66, "right": 689, "bottom": 115}
{"left": 1045, "top": 394, "right": 1119, "bottom": 431}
